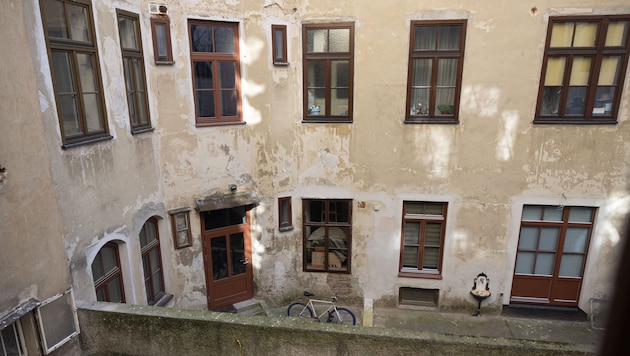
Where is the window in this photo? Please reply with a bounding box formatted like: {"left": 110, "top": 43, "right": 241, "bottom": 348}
{"left": 272, "top": 25, "right": 288, "bottom": 65}
{"left": 36, "top": 289, "right": 80, "bottom": 354}
{"left": 189, "top": 20, "right": 242, "bottom": 126}
{"left": 170, "top": 208, "right": 192, "bottom": 248}
{"left": 40, "top": 0, "right": 110, "bottom": 147}
{"left": 535, "top": 16, "right": 630, "bottom": 124}
{"left": 139, "top": 218, "right": 165, "bottom": 305}
{"left": 117, "top": 10, "right": 152, "bottom": 133}
{"left": 406, "top": 20, "right": 467, "bottom": 123}
{"left": 1, "top": 321, "right": 26, "bottom": 356}
{"left": 399, "top": 202, "right": 447, "bottom": 278}
{"left": 302, "top": 23, "right": 354, "bottom": 121}
{"left": 278, "top": 196, "right": 293, "bottom": 231}
{"left": 150, "top": 15, "right": 174, "bottom": 64}
{"left": 303, "top": 199, "right": 352, "bottom": 272}
{"left": 92, "top": 242, "right": 125, "bottom": 303}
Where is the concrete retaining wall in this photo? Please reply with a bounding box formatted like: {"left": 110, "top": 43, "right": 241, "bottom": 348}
{"left": 77, "top": 302, "right": 592, "bottom": 355}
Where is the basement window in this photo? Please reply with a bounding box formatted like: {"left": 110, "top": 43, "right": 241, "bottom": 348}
{"left": 399, "top": 287, "right": 439, "bottom": 307}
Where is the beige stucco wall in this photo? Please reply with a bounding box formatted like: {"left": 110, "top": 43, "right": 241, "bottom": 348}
{"left": 6, "top": 0, "right": 629, "bottom": 320}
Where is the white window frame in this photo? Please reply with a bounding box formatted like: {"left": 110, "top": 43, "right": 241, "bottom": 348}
{"left": 36, "top": 289, "right": 80, "bottom": 355}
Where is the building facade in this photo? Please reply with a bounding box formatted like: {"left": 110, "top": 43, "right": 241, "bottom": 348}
{"left": 2, "top": 0, "right": 629, "bottom": 353}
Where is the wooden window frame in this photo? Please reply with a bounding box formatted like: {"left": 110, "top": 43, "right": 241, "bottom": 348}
{"left": 116, "top": 10, "right": 152, "bottom": 134}
{"left": 92, "top": 242, "right": 126, "bottom": 303}
{"left": 170, "top": 208, "right": 192, "bottom": 248}
{"left": 39, "top": 0, "right": 111, "bottom": 148}
{"left": 398, "top": 201, "right": 447, "bottom": 279}
{"left": 150, "top": 16, "right": 174, "bottom": 64}
{"left": 188, "top": 20, "right": 243, "bottom": 126}
{"left": 534, "top": 15, "right": 630, "bottom": 124}
{"left": 278, "top": 196, "right": 293, "bottom": 231}
{"left": 140, "top": 217, "right": 166, "bottom": 305}
{"left": 302, "top": 199, "right": 352, "bottom": 273}
{"left": 302, "top": 23, "right": 354, "bottom": 122}
{"left": 405, "top": 20, "right": 467, "bottom": 124}
{"left": 272, "top": 24, "right": 288, "bottom": 65}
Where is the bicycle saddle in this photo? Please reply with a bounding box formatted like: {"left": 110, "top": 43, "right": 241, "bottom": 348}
{"left": 304, "top": 291, "right": 315, "bottom": 297}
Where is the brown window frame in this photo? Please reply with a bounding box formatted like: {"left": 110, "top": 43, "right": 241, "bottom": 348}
{"left": 150, "top": 16, "right": 174, "bottom": 64}
{"left": 272, "top": 24, "right": 288, "bottom": 65}
{"left": 278, "top": 196, "right": 293, "bottom": 231}
{"left": 302, "top": 199, "right": 352, "bottom": 273}
{"left": 188, "top": 20, "right": 243, "bottom": 126}
{"left": 170, "top": 208, "right": 192, "bottom": 248}
{"left": 39, "top": 0, "right": 111, "bottom": 148}
{"left": 534, "top": 15, "right": 630, "bottom": 124}
{"left": 92, "top": 241, "right": 126, "bottom": 303}
{"left": 139, "top": 217, "right": 165, "bottom": 305}
{"left": 405, "top": 20, "right": 467, "bottom": 124}
{"left": 116, "top": 10, "right": 152, "bottom": 134}
{"left": 398, "top": 201, "right": 447, "bottom": 279}
{"left": 302, "top": 23, "right": 354, "bottom": 122}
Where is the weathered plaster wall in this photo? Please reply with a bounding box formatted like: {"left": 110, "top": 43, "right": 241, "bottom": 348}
{"left": 0, "top": 0, "right": 70, "bottom": 316}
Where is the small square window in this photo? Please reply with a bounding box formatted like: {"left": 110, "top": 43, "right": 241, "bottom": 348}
{"left": 278, "top": 196, "right": 293, "bottom": 231}
{"left": 169, "top": 208, "right": 192, "bottom": 248}
{"left": 151, "top": 16, "right": 174, "bottom": 64}
{"left": 272, "top": 24, "right": 288, "bottom": 65}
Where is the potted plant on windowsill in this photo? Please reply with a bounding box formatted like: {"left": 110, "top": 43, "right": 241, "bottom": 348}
{"left": 438, "top": 104, "right": 453, "bottom": 115}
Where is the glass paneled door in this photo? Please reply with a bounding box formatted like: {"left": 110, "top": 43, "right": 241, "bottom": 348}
{"left": 201, "top": 208, "right": 253, "bottom": 310}
{"left": 511, "top": 206, "right": 595, "bottom": 306}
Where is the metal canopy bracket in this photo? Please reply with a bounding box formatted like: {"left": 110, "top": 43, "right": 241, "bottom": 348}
{"left": 195, "top": 191, "right": 260, "bottom": 212}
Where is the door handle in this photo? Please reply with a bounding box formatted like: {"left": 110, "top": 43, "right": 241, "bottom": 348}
{"left": 240, "top": 258, "right": 249, "bottom": 265}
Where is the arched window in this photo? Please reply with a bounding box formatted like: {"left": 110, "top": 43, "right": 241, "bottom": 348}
{"left": 140, "top": 218, "right": 165, "bottom": 305}
{"left": 92, "top": 242, "right": 125, "bottom": 302}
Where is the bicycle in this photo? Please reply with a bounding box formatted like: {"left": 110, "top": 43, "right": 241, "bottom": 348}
{"left": 287, "top": 291, "right": 356, "bottom": 325}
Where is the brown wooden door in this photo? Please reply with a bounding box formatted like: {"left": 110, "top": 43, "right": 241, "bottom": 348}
{"left": 202, "top": 223, "right": 253, "bottom": 310}
{"left": 510, "top": 206, "right": 595, "bottom": 307}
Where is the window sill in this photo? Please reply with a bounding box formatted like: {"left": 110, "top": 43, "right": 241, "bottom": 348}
{"left": 131, "top": 127, "right": 155, "bottom": 135}
{"left": 533, "top": 118, "right": 618, "bottom": 125}
{"left": 273, "top": 62, "right": 290, "bottom": 66}
{"left": 398, "top": 271, "right": 442, "bottom": 280}
{"left": 61, "top": 135, "right": 113, "bottom": 149}
{"left": 302, "top": 118, "right": 353, "bottom": 124}
{"left": 279, "top": 226, "right": 294, "bottom": 232}
{"left": 404, "top": 118, "right": 458, "bottom": 124}
{"left": 155, "top": 60, "right": 175, "bottom": 65}
{"left": 153, "top": 293, "right": 174, "bottom": 307}
{"left": 196, "top": 120, "right": 246, "bottom": 127}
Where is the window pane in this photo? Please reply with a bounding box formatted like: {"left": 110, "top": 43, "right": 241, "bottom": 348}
{"left": 565, "top": 86, "right": 586, "bottom": 115}
{"left": 559, "top": 254, "right": 584, "bottom": 277}
{"left": 221, "top": 90, "right": 238, "bottom": 116}
{"left": 403, "top": 246, "right": 419, "bottom": 268}
{"left": 599, "top": 56, "right": 620, "bottom": 85}
{"left": 550, "top": 22, "right": 574, "bottom": 47}
{"left": 91, "top": 257, "right": 104, "bottom": 280}
{"left": 197, "top": 91, "right": 215, "bottom": 117}
{"left": 522, "top": 206, "right": 543, "bottom": 220}
{"left": 305, "top": 201, "right": 324, "bottom": 222}
{"left": 519, "top": 227, "right": 538, "bottom": 250}
{"left": 515, "top": 252, "right": 535, "bottom": 274}
{"left": 425, "top": 223, "right": 442, "bottom": 245}
{"left": 437, "top": 59, "right": 457, "bottom": 86}
{"left": 594, "top": 86, "right": 615, "bottom": 115}
{"left": 534, "top": 252, "right": 555, "bottom": 275}
{"left": 52, "top": 51, "right": 76, "bottom": 92}
{"left": 307, "top": 89, "right": 326, "bottom": 114}
{"left": 43, "top": 0, "right": 68, "bottom": 39}
{"left": 423, "top": 247, "right": 439, "bottom": 269}
{"left": 155, "top": 23, "right": 168, "bottom": 57}
{"left": 214, "top": 26, "right": 235, "bottom": 53}
{"left": 539, "top": 227, "right": 560, "bottom": 250}
{"left": 177, "top": 231, "right": 189, "bottom": 246}
{"left": 274, "top": 28, "right": 284, "bottom": 59}
{"left": 194, "top": 62, "right": 214, "bottom": 89}
{"left": 152, "top": 270, "right": 163, "bottom": 298}
{"left": 307, "top": 61, "right": 325, "bottom": 87}
{"left": 67, "top": 3, "right": 90, "bottom": 42}
{"left": 568, "top": 207, "right": 594, "bottom": 222}
{"left": 280, "top": 199, "right": 290, "bottom": 225}
{"left": 119, "top": 17, "right": 138, "bottom": 50}
{"left": 415, "top": 26, "right": 436, "bottom": 50}
{"left": 101, "top": 246, "right": 117, "bottom": 273}
{"left": 404, "top": 222, "right": 420, "bottom": 245}
{"left": 410, "top": 88, "right": 430, "bottom": 115}
{"left": 38, "top": 292, "right": 78, "bottom": 350}
{"left": 83, "top": 94, "right": 104, "bottom": 133}
{"left": 329, "top": 29, "right": 350, "bottom": 52}
{"left": 330, "top": 201, "right": 350, "bottom": 222}
{"left": 540, "top": 86, "right": 561, "bottom": 115}
{"left": 150, "top": 248, "right": 161, "bottom": 273}
{"left": 191, "top": 25, "right": 213, "bottom": 52}
{"left": 108, "top": 277, "right": 123, "bottom": 302}
{"left": 569, "top": 57, "right": 591, "bottom": 86}
{"left": 437, "top": 25, "right": 460, "bottom": 50}
{"left": 231, "top": 233, "right": 246, "bottom": 276}
{"left": 412, "top": 59, "right": 432, "bottom": 87}
{"left": 544, "top": 57, "right": 566, "bottom": 86}
{"left": 543, "top": 206, "right": 563, "bottom": 221}
{"left": 219, "top": 62, "right": 236, "bottom": 89}
{"left": 211, "top": 236, "right": 228, "bottom": 280}
{"left": 606, "top": 21, "right": 628, "bottom": 47}
{"left": 573, "top": 22, "right": 597, "bottom": 47}
{"left": 96, "top": 288, "right": 106, "bottom": 301}
{"left": 1, "top": 324, "right": 22, "bottom": 356}
{"left": 175, "top": 214, "right": 188, "bottom": 230}
{"left": 564, "top": 227, "right": 589, "bottom": 253}
{"left": 436, "top": 88, "right": 455, "bottom": 114}
{"left": 307, "top": 29, "right": 327, "bottom": 52}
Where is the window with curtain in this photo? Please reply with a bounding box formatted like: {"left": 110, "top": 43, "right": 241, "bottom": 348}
{"left": 40, "top": 0, "right": 110, "bottom": 147}
{"left": 140, "top": 217, "right": 165, "bottom": 305}
{"left": 302, "top": 23, "right": 354, "bottom": 122}
{"left": 399, "top": 202, "right": 447, "bottom": 278}
{"left": 535, "top": 16, "right": 630, "bottom": 123}
{"left": 405, "top": 20, "right": 467, "bottom": 123}
{"left": 188, "top": 20, "right": 242, "bottom": 126}
{"left": 117, "top": 10, "right": 152, "bottom": 133}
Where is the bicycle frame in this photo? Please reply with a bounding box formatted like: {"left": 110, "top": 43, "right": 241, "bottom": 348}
{"left": 303, "top": 298, "right": 341, "bottom": 322}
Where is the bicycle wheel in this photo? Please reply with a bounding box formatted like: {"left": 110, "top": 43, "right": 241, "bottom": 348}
{"left": 287, "top": 302, "right": 312, "bottom": 318}
{"left": 331, "top": 307, "right": 356, "bottom": 325}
